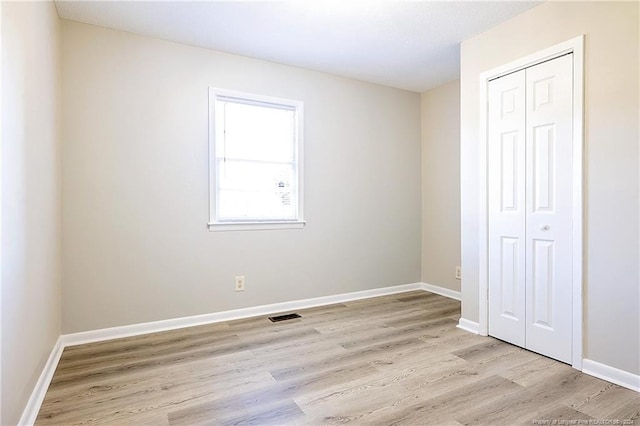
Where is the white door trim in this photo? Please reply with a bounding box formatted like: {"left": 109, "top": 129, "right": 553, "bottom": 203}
{"left": 478, "top": 35, "right": 584, "bottom": 369}
{"left": 0, "top": 2, "right": 4, "bottom": 423}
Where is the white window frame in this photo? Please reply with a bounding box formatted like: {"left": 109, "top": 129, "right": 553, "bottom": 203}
{"left": 207, "top": 87, "right": 305, "bottom": 231}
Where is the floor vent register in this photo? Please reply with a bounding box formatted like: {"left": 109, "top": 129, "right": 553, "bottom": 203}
{"left": 268, "top": 313, "right": 301, "bottom": 322}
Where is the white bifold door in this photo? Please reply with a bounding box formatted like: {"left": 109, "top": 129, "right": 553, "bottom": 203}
{"left": 488, "top": 54, "right": 573, "bottom": 364}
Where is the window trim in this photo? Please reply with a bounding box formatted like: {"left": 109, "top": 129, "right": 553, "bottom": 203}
{"left": 207, "top": 87, "right": 305, "bottom": 231}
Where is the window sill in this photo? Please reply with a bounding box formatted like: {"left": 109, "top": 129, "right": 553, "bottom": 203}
{"left": 207, "top": 221, "right": 306, "bottom": 232}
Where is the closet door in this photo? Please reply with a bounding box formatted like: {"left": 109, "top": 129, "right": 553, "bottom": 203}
{"left": 487, "top": 70, "right": 527, "bottom": 347}
{"left": 524, "top": 54, "right": 573, "bottom": 363}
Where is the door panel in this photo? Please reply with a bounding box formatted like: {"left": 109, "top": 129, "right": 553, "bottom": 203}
{"left": 525, "top": 54, "right": 573, "bottom": 363}
{"left": 499, "top": 236, "right": 520, "bottom": 320}
{"left": 532, "top": 124, "right": 555, "bottom": 212}
{"left": 532, "top": 239, "right": 554, "bottom": 328}
{"left": 501, "top": 131, "right": 519, "bottom": 211}
{"left": 488, "top": 70, "right": 526, "bottom": 347}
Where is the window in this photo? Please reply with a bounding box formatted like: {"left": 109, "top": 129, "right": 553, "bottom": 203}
{"left": 208, "top": 88, "right": 304, "bottom": 231}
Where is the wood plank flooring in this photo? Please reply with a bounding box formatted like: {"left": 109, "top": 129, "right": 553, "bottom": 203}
{"left": 36, "top": 291, "right": 640, "bottom": 425}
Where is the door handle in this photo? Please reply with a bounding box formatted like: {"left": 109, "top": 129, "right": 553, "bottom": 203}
{"left": 540, "top": 225, "right": 550, "bottom": 231}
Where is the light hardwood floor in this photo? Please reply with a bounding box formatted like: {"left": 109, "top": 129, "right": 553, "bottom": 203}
{"left": 37, "top": 291, "right": 640, "bottom": 425}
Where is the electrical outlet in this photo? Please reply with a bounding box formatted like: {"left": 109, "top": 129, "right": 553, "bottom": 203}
{"left": 235, "top": 276, "right": 245, "bottom": 292}
{"left": 455, "top": 266, "right": 462, "bottom": 280}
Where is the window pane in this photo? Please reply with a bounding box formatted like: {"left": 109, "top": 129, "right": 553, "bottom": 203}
{"left": 216, "top": 101, "right": 296, "bottom": 163}
{"left": 217, "top": 159, "right": 297, "bottom": 221}
{"left": 218, "top": 159, "right": 295, "bottom": 192}
{"left": 218, "top": 190, "right": 296, "bottom": 221}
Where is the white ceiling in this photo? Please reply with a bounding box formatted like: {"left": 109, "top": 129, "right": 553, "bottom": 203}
{"left": 55, "top": 1, "right": 541, "bottom": 93}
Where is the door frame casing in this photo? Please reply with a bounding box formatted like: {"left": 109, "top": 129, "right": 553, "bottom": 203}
{"left": 477, "top": 35, "right": 584, "bottom": 369}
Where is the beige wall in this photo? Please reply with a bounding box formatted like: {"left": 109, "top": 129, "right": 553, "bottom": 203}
{"left": 1, "top": 2, "right": 62, "bottom": 424}
{"left": 421, "top": 80, "right": 461, "bottom": 292}
{"left": 61, "top": 21, "right": 422, "bottom": 333}
{"left": 460, "top": 1, "right": 639, "bottom": 375}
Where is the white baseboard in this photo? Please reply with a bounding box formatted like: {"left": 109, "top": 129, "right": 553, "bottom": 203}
{"left": 582, "top": 359, "right": 640, "bottom": 393}
{"left": 419, "top": 283, "right": 476, "bottom": 336}
{"left": 419, "top": 282, "right": 461, "bottom": 301}
{"left": 23, "top": 282, "right": 638, "bottom": 425}
{"left": 457, "top": 318, "right": 480, "bottom": 334}
{"left": 18, "top": 337, "right": 64, "bottom": 426}
{"left": 62, "top": 282, "right": 423, "bottom": 347}
{"left": 22, "top": 282, "right": 421, "bottom": 422}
